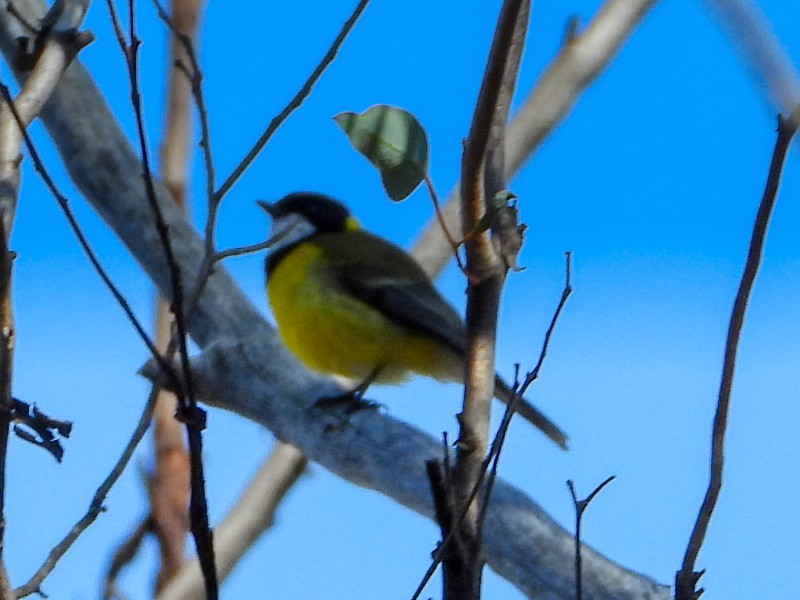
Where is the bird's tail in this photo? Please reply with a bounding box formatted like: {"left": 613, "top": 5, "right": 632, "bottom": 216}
{"left": 494, "top": 376, "right": 568, "bottom": 450}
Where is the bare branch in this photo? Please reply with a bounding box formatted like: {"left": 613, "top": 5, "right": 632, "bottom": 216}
{"left": 157, "top": 442, "right": 308, "bottom": 600}
{"left": 675, "top": 112, "right": 799, "bottom": 600}
{"left": 479, "top": 251, "right": 573, "bottom": 526}
{"left": 149, "top": 0, "right": 204, "bottom": 590}
{"left": 0, "top": 4, "right": 91, "bottom": 596}
{"left": 213, "top": 0, "right": 371, "bottom": 203}
{"left": 0, "top": 213, "right": 13, "bottom": 600}
{"left": 151, "top": 0, "right": 216, "bottom": 248}
{"left": 568, "top": 477, "right": 616, "bottom": 600}
{"left": 446, "top": 0, "right": 529, "bottom": 596}
{"left": 14, "top": 385, "right": 160, "bottom": 598}
{"left": 414, "top": 251, "right": 572, "bottom": 600}
{"left": 104, "top": 0, "right": 217, "bottom": 593}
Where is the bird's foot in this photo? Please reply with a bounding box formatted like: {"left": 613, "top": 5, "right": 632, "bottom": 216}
{"left": 313, "top": 390, "right": 382, "bottom": 415}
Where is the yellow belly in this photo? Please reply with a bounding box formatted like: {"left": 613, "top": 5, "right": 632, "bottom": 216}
{"left": 268, "top": 243, "right": 462, "bottom": 384}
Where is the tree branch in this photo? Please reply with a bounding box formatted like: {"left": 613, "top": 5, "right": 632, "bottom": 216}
{"left": 446, "top": 0, "right": 529, "bottom": 596}
{"left": 15, "top": 385, "right": 160, "bottom": 598}
{"left": 675, "top": 110, "right": 799, "bottom": 600}
{"left": 213, "top": 0, "right": 371, "bottom": 203}
{"left": 156, "top": 442, "right": 308, "bottom": 600}
{"left": 0, "top": 2, "right": 91, "bottom": 596}
{"left": 149, "top": 0, "right": 203, "bottom": 590}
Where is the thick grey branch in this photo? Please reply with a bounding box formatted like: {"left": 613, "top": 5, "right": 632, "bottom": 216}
{"left": 144, "top": 341, "right": 668, "bottom": 600}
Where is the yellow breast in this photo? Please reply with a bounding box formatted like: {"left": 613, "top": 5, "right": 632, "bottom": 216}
{"left": 267, "top": 241, "right": 461, "bottom": 384}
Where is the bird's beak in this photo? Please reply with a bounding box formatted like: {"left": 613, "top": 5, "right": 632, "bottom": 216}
{"left": 257, "top": 200, "right": 278, "bottom": 218}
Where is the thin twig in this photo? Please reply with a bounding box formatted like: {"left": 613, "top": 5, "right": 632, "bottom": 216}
{"left": 141, "top": 0, "right": 223, "bottom": 325}
{"left": 213, "top": 0, "right": 371, "bottom": 203}
{"left": 567, "top": 477, "right": 616, "bottom": 600}
{"left": 151, "top": 0, "right": 216, "bottom": 248}
{"left": 103, "top": 0, "right": 128, "bottom": 52}
{"left": 215, "top": 239, "right": 277, "bottom": 261}
{"left": 423, "top": 174, "right": 465, "bottom": 273}
{"left": 412, "top": 251, "right": 572, "bottom": 600}
{"left": 120, "top": 0, "right": 198, "bottom": 417}
{"left": 0, "top": 82, "right": 178, "bottom": 386}
{"left": 214, "top": 228, "right": 293, "bottom": 263}
{"left": 147, "top": 0, "right": 205, "bottom": 590}
{"left": 478, "top": 252, "right": 572, "bottom": 528}
{"left": 675, "top": 110, "right": 799, "bottom": 600}
{"left": 14, "top": 385, "right": 161, "bottom": 598}
{"left": 105, "top": 0, "right": 216, "bottom": 595}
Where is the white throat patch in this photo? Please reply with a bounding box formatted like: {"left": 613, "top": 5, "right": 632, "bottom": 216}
{"left": 268, "top": 213, "right": 317, "bottom": 254}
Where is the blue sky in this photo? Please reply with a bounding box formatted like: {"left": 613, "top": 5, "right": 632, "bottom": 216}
{"left": 4, "top": 0, "right": 800, "bottom": 598}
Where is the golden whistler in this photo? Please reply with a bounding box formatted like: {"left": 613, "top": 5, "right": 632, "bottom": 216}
{"left": 261, "top": 192, "right": 567, "bottom": 449}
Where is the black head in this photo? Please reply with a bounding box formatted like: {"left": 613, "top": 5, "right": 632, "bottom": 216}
{"left": 258, "top": 192, "right": 355, "bottom": 235}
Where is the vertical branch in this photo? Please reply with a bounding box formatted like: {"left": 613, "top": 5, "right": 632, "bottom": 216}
{"left": 0, "top": 4, "right": 92, "bottom": 596}
{"left": 104, "top": 0, "right": 217, "bottom": 595}
{"left": 567, "top": 477, "right": 616, "bottom": 600}
{"left": 0, "top": 197, "right": 13, "bottom": 600}
{"left": 0, "top": 66, "right": 20, "bottom": 600}
{"left": 156, "top": 442, "right": 308, "bottom": 600}
{"left": 414, "top": 252, "right": 572, "bottom": 600}
{"left": 151, "top": 0, "right": 203, "bottom": 590}
{"left": 446, "top": 0, "right": 529, "bottom": 598}
{"left": 675, "top": 109, "right": 799, "bottom": 600}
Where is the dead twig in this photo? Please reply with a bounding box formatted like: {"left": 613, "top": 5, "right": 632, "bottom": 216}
{"left": 14, "top": 386, "right": 161, "bottom": 598}
{"left": 675, "top": 108, "right": 800, "bottom": 600}
{"left": 448, "top": 0, "right": 530, "bottom": 597}
{"left": 413, "top": 251, "right": 572, "bottom": 600}
{"left": 213, "top": 0, "right": 371, "bottom": 203}
{"left": 104, "top": 0, "right": 215, "bottom": 594}
{"left": 568, "top": 477, "right": 616, "bottom": 600}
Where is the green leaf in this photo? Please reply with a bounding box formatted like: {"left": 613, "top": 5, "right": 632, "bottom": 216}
{"left": 334, "top": 105, "right": 429, "bottom": 201}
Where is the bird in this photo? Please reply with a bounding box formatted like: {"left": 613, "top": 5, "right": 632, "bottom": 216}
{"left": 259, "top": 192, "right": 568, "bottom": 449}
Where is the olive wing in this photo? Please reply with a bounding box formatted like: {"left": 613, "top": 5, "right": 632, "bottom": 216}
{"left": 315, "top": 230, "right": 467, "bottom": 355}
